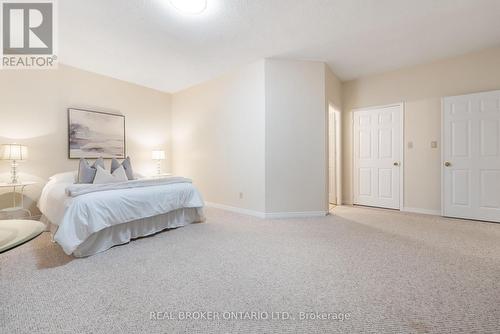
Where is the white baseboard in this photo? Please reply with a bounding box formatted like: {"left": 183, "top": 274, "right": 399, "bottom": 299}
{"left": 339, "top": 203, "right": 441, "bottom": 217}
{"left": 402, "top": 207, "right": 441, "bottom": 216}
{"left": 204, "top": 202, "right": 266, "bottom": 218}
{"left": 264, "top": 211, "right": 328, "bottom": 219}
{"left": 205, "top": 202, "right": 328, "bottom": 219}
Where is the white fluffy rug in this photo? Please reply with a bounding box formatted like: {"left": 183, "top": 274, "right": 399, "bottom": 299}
{"left": 0, "top": 220, "right": 45, "bottom": 253}
{"left": 1, "top": 206, "right": 499, "bottom": 333}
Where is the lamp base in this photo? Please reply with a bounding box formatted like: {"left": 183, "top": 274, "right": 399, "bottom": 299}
{"left": 156, "top": 160, "right": 162, "bottom": 176}
{"left": 10, "top": 160, "right": 19, "bottom": 184}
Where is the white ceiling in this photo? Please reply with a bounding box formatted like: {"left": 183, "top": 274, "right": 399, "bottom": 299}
{"left": 60, "top": 0, "right": 500, "bottom": 93}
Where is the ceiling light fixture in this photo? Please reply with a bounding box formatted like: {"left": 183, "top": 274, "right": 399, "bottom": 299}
{"left": 169, "top": 0, "right": 207, "bottom": 15}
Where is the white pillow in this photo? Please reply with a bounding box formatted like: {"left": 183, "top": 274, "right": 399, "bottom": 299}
{"left": 93, "top": 165, "right": 129, "bottom": 184}
{"left": 49, "top": 171, "right": 77, "bottom": 184}
{"left": 134, "top": 172, "right": 145, "bottom": 179}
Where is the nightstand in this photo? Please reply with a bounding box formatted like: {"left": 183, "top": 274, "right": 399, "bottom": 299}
{"left": 0, "top": 181, "right": 36, "bottom": 217}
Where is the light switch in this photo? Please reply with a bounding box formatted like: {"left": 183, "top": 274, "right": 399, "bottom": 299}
{"left": 431, "top": 141, "right": 438, "bottom": 149}
{"left": 407, "top": 141, "right": 414, "bottom": 149}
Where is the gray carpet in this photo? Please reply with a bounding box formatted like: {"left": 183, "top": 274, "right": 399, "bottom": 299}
{"left": 1, "top": 206, "right": 499, "bottom": 333}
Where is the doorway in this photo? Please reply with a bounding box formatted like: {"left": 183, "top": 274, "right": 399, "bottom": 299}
{"left": 442, "top": 90, "right": 500, "bottom": 222}
{"left": 328, "top": 104, "right": 342, "bottom": 210}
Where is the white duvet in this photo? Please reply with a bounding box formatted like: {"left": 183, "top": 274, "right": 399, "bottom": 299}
{"left": 38, "top": 175, "right": 205, "bottom": 255}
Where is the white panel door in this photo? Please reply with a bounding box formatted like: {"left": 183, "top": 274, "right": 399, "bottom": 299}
{"left": 443, "top": 90, "right": 500, "bottom": 222}
{"left": 353, "top": 105, "right": 402, "bottom": 209}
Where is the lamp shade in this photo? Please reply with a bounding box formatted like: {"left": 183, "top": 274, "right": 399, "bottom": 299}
{"left": 2, "top": 144, "right": 28, "bottom": 160}
{"left": 152, "top": 150, "right": 166, "bottom": 160}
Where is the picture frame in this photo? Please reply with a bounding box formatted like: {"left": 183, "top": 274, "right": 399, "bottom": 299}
{"left": 68, "top": 108, "right": 126, "bottom": 159}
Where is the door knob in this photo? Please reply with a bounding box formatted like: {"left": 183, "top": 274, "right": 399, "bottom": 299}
{"left": 393, "top": 162, "right": 400, "bottom": 166}
{"left": 444, "top": 161, "right": 451, "bottom": 167}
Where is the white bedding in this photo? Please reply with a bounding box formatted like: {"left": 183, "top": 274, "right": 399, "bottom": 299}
{"left": 72, "top": 208, "right": 202, "bottom": 257}
{"left": 38, "top": 176, "right": 205, "bottom": 255}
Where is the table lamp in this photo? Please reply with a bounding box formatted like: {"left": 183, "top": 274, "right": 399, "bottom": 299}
{"left": 2, "top": 144, "right": 28, "bottom": 184}
{"left": 152, "top": 150, "right": 165, "bottom": 176}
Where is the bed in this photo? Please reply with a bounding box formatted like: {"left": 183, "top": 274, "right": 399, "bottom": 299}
{"left": 38, "top": 172, "right": 205, "bottom": 257}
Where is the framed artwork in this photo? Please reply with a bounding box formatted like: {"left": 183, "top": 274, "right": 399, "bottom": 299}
{"left": 68, "top": 108, "right": 126, "bottom": 159}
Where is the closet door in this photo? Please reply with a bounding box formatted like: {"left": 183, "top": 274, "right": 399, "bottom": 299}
{"left": 353, "top": 105, "right": 402, "bottom": 209}
{"left": 443, "top": 91, "right": 500, "bottom": 222}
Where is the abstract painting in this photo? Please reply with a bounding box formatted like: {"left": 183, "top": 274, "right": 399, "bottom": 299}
{"left": 68, "top": 108, "right": 125, "bottom": 159}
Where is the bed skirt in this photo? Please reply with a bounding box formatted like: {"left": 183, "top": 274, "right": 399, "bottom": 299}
{"left": 45, "top": 207, "right": 205, "bottom": 257}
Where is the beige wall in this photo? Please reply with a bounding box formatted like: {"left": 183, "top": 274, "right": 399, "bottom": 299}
{"left": 342, "top": 47, "right": 500, "bottom": 212}
{"left": 173, "top": 59, "right": 337, "bottom": 216}
{"left": 0, "top": 64, "right": 172, "bottom": 215}
{"left": 325, "top": 65, "right": 342, "bottom": 110}
{"left": 172, "top": 61, "right": 266, "bottom": 213}
{"left": 265, "top": 59, "right": 329, "bottom": 214}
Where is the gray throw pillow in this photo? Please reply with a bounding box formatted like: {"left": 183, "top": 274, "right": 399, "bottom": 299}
{"left": 111, "top": 156, "right": 134, "bottom": 180}
{"left": 77, "top": 157, "right": 105, "bottom": 183}
{"left": 94, "top": 157, "right": 105, "bottom": 169}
